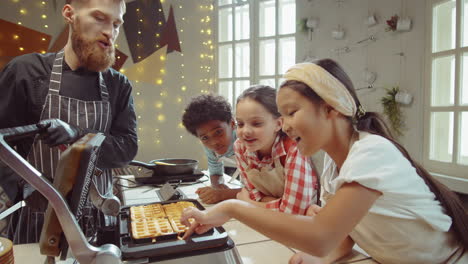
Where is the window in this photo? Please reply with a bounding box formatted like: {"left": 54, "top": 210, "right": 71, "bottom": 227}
{"left": 216, "top": 0, "right": 296, "bottom": 107}
{"left": 425, "top": 0, "right": 468, "bottom": 181}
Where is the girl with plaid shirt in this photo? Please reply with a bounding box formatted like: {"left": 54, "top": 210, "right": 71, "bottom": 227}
{"left": 234, "top": 85, "right": 318, "bottom": 215}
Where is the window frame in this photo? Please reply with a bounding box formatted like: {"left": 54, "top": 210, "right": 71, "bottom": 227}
{"left": 424, "top": 0, "right": 468, "bottom": 190}
{"left": 215, "top": 0, "right": 296, "bottom": 108}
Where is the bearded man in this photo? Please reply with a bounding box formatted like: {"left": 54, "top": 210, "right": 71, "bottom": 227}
{"left": 0, "top": 0, "right": 137, "bottom": 243}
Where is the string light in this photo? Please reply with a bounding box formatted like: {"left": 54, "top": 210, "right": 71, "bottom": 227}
{"left": 154, "top": 101, "right": 163, "bottom": 109}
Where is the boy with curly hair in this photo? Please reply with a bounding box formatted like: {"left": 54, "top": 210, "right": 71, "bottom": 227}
{"left": 182, "top": 94, "right": 242, "bottom": 204}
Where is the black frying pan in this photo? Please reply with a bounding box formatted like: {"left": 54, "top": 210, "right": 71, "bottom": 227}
{"left": 129, "top": 158, "right": 199, "bottom": 176}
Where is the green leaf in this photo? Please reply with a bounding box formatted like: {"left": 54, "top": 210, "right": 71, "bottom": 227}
{"left": 381, "top": 86, "right": 403, "bottom": 137}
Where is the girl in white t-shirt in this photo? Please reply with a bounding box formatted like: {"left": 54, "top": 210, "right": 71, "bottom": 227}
{"left": 181, "top": 59, "right": 468, "bottom": 264}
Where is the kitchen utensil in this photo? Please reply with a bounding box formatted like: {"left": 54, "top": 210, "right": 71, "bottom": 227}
{"left": 117, "top": 199, "right": 231, "bottom": 260}
{"left": 129, "top": 159, "right": 198, "bottom": 176}
{"left": 0, "top": 127, "right": 120, "bottom": 263}
{"left": 153, "top": 161, "right": 177, "bottom": 166}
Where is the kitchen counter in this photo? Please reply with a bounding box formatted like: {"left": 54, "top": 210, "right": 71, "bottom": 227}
{"left": 11, "top": 172, "right": 377, "bottom": 263}
{"left": 117, "top": 173, "right": 377, "bottom": 264}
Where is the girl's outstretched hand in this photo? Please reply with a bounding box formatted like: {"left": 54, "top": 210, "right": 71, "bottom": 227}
{"left": 181, "top": 202, "right": 232, "bottom": 240}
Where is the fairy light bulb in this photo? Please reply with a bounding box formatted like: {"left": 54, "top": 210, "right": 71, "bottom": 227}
{"left": 154, "top": 101, "right": 163, "bottom": 109}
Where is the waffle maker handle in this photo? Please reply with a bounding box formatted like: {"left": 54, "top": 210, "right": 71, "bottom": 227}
{"left": 0, "top": 130, "right": 121, "bottom": 264}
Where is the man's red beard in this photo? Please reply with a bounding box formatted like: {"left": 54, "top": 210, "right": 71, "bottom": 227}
{"left": 71, "top": 19, "right": 115, "bottom": 72}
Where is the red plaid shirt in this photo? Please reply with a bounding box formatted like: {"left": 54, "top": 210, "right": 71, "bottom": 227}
{"left": 234, "top": 135, "right": 318, "bottom": 215}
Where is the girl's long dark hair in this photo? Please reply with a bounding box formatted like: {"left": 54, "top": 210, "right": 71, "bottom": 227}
{"left": 280, "top": 59, "right": 468, "bottom": 249}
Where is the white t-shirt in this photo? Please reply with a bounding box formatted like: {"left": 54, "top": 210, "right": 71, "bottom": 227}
{"left": 321, "top": 132, "right": 464, "bottom": 264}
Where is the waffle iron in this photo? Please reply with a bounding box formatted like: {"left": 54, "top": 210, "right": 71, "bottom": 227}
{"left": 114, "top": 199, "right": 232, "bottom": 262}
{"left": 0, "top": 125, "right": 242, "bottom": 264}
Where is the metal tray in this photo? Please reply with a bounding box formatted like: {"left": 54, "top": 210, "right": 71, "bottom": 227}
{"left": 117, "top": 199, "right": 229, "bottom": 260}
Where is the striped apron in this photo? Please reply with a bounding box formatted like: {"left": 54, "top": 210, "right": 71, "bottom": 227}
{"left": 9, "top": 50, "right": 113, "bottom": 244}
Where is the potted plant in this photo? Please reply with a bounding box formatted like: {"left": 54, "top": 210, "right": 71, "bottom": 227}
{"left": 381, "top": 86, "right": 404, "bottom": 137}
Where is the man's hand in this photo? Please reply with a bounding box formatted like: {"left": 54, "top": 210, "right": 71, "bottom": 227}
{"left": 37, "top": 119, "right": 83, "bottom": 147}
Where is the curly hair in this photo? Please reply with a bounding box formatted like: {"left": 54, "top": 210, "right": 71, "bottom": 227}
{"left": 182, "top": 94, "right": 233, "bottom": 136}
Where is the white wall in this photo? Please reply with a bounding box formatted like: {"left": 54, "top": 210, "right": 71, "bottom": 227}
{"left": 296, "top": 0, "right": 426, "bottom": 166}
{"left": 127, "top": 1, "right": 215, "bottom": 168}
{"left": 0, "top": 0, "right": 215, "bottom": 169}
{"left": 0, "top": 0, "right": 427, "bottom": 171}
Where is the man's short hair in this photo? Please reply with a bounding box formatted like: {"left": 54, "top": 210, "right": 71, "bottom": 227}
{"left": 66, "top": 0, "right": 126, "bottom": 11}
{"left": 182, "top": 94, "right": 233, "bottom": 136}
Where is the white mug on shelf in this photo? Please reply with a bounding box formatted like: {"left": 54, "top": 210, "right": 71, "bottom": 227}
{"left": 366, "top": 15, "right": 377, "bottom": 26}
{"left": 363, "top": 70, "right": 377, "bottom": 85}
{"left": 396, "top": 17, "right": 412, "bottom": 32}
{"left": 306, "top": 17, "right": 319, "bottom": 41}
{"left": 395, "top": 90, "right": 413, "bottom": 105}
{"left": 332, "top": 27, "right": 345, "bottom": 40}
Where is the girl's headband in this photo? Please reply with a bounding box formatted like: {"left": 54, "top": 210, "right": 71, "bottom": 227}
{"left": 283, "top": 63, "right": 357, "bottom": 117}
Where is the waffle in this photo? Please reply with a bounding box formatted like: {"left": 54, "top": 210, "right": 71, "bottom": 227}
{"left": 131, "top": 217, "right": 174, "bottom": 240}
{"left": 130, "top": 204, "right": 165, "bottom": 221}
{"left": 163, "top": 201, "right": 195, "bottom": 217}
{"left": 168, "top": 216, "right": 193, "bottom": 233}
{"left": 130, "top": 201, "right": 196, "bottom": 240}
